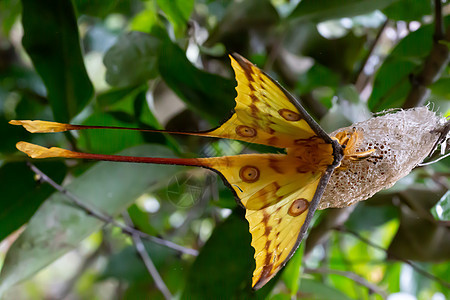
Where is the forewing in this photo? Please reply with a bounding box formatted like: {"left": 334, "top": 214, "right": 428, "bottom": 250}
{"left": 202, "top": 54, "right": 331, "bottom": 148}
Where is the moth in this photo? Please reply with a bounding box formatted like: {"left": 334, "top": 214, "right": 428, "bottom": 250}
{"left": 12, "top": 54, "right": 379, "bottom": 289}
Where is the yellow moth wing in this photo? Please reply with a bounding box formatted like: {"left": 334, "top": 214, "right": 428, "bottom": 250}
{"left": 198, "top": 151, "right": 331, "bottom": 289}
{"left": 246, "top": 176, "right": 321, "bottom": 288}
{"left": 204, "top": 55, "right": 318, "bottom": 148}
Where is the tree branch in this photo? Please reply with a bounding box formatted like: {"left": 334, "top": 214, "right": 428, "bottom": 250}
{"left": 122, "top": 211, "right": 173, "bottom": 300}
{"left": 434, "top": 0, "right": 444, "bottom": 40}
{"left": 336, "top": 226, "right": 450, "bottom": 289}
{"left": 304, "top": 267, "right": 388, "bottom": 298}
{"left": 354, "top": 20, "right": 389, "bottom": 92}
{"left": 27, "top": 162, "right": 198, "bottom": 256}
{"left": 403, "top": 1, "right": 450, "bottom": 108}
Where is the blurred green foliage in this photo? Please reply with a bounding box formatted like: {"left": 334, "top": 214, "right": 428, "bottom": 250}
{"left": 0, "top": 0, "right": 449, "bottom": 299}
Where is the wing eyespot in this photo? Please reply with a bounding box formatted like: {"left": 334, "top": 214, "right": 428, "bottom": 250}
{"left": 278, "top": 109, "right": 301, "bottom": 121}
{"left": 239, "top": 165, "right": 260, "bottom": 183}
{"left": 236, "top": 125, "right": 257, "bottom": 137}
{"left": 288, "top": 198, "right": 309, "bottom": 217}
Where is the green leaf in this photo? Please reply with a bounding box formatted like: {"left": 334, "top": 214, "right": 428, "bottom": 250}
{"left": 96, "top": 85, "right": 146, "bottom": 111}
{"left": 101, "top": 237, "right": 187, "bottom": 297}
{"left": 382, "top": 0, "right": 432, "bottom": 21}
{"left": 0, "top": 116, "right": 30, "bottom": 156}
{"left": 206, "top": 0, "right": 279, "bottom": 46}
{"left": 104, "top": 31, "right": 161, "bottom": 87}
{"left": 21, "top": 0, "right": 94, "bottom": 122}
{"left": 101, "top": 240, "right": 178, "bottom": 283}
{"left": 0, "top": 161, "right": 66, "bottom": 242}
{"left": 268, "top": 294, "right": 291, "bottom": 300}
{"left": 285, "top": 27, "right": 366, "bottom": 81}
{"left": 182, "top": 209, "right": 276, "bottom": 298}
{"left": 134, "top": 91, "right": 182, "bottom": 153}
{"left": 127, "top": 204, "right": 158, "bottom": 236}
{"left": 130, "top": 1, "right": 161, "bottom": 33}
{"left": 431, "top": 191, "right": 450, "bottom": 221}
{"left": 74, "top": 0, "right": 127, "bottom": 18}
{"left": 388, "top": 204, "right": 450, "bottom": 261}
{"left": 282, "top": 242, "right": 305, "bottom": 296}
{"left": 299, "top": 278, "right": 353, "bottom": 300}
{"left": 431, "top": 262, "right": 450, "bottom": 296}
{"left": 388, "top": 27, "right": 436, "bottom": 58}
{"left": 430, "top": 77, "right": 450, "bottom": 99}
{"left": 368, "top": 59, "right": 416, "bottom": 110}
{"left": 345, "top": 198, "right": 398, "bottom": 231}
{"left": 337, "top": 85, "right": 362, "bottom": 104}
{"left": 296, "top": 64, "right": 340, "bottom": 95}
{"left": 0, "top": 0, "right": 21, "bottom": 36}
{"left": 288, "top": 0, "right": 396, "bottom": 23}
{"left": 0, "top": 145, "right": 181, "bottom": 295}
{"left": 380, "top": 263, "right": 401, "bottom": 294}
{"left": 182, "top": 210, "right": 253, "bottom": 298}
{"left": 77, "top": 112, "right": 145, "bottom": 154}
{"left": 156, "top": 0, "right": 194, "bottom": 37}
{"left": 368, "top": 17, "right": 450, "bottom": 110}
{"left": 158, "top": 40, "right": 235, "bottom": 124}
{"left": 95, "top": 85, "right": 180, "bottom": 153}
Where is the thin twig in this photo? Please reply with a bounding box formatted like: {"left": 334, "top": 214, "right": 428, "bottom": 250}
{"left": 403, "top": 1, "right": 450, "bottom": 108}
{"left": 264, "top": 28, "right": 287, "bottom": 72}
{"left": 428, "top": 171, "right": 450, "bottom": 191}
{"left": 304, "top": 267, "right": 388, "bottom": 299}
{"left": 354, "top": 20, "right": 389, "bottom": 92}
{"left": 434, "top": 0, "right": 444, "bottom": 40}
{"left": 336, "top": 226, "right": 450, "bottom": 289}
{"left": 27, "top": 162, "right": 198, "bottom": 256}
{"left": 122, "top": 211, "right": 173, "bottom": 300}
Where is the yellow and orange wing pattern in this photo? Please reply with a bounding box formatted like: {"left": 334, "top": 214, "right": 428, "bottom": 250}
{"left": 197, "top": 148, "right": 334, "bottom": 288}
{"left": 196, "top": 55, "right": 340, "bottom": 289}
{"left": 202, "top": 54, "right": 333, "bottom": 148}
{"left": 199, "top": 55, "right": 340, "bottom": 288}
{"left": 196, "top": 55, "right": 342, "bottom": 288}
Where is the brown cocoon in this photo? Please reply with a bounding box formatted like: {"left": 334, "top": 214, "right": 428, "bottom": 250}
{"left": 320, "top": 107, "right": 448, "bottom": 209}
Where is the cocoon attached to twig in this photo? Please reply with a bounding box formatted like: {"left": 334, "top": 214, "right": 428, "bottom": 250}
{"left": 320, "top": 107, "right": 449, "bottom": 209}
